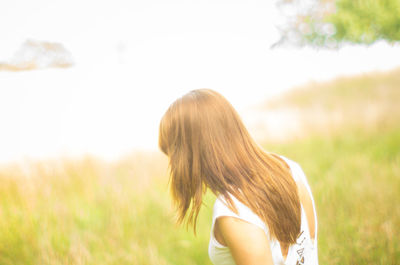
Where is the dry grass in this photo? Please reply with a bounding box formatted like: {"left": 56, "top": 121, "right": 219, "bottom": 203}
{"left": 0, "top": 152, "right": 216, "bottom": 265}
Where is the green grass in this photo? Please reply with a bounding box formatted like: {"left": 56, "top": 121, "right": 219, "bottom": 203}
{"left": 1, "top": 126, "right": 398, "bottom": 264}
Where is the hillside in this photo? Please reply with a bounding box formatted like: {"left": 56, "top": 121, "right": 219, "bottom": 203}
{"left": 247, "top": 67, "right": 400, "bottom": 142}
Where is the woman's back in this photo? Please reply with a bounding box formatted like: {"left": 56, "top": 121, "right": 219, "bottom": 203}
{"left": 208, "top": 155, "right": 318, "bottom": 265}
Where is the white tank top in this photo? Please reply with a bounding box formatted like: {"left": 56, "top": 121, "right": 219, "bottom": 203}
{"left": 208, "top": 155, "right": 319, "bottom": 265}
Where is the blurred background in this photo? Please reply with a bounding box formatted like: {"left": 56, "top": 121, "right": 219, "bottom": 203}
{"left": 0, "top": 0, "right": 399, "bottom": 264}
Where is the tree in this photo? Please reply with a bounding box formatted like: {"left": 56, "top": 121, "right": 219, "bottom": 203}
{"left": 274, "top": 0, "right": 400, "bottom": 48}
{"left": 0, "top": 39, "right": 74, "bottom": 71}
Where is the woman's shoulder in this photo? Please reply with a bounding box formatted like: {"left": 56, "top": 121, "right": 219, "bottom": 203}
{"left": 212, "top": 194, "right": 268, "bottom": 233}
{"left": 276, "top": 154, "right": 309, "bottom": 183}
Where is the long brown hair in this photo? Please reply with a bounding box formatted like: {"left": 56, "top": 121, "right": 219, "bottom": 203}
{"left": 159, "top": 89, "right": 301, "bottom": 244}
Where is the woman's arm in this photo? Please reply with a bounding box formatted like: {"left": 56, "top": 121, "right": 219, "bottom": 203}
{"left": 215, "top": 216, "right": 274, "bottom": 265}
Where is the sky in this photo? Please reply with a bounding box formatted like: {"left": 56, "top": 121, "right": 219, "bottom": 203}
{"left": 1, "top": 0, "right": 400, "bottom": 164}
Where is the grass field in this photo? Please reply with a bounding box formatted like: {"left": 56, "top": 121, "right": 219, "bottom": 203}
{"left": 1, "top": 69, "right": 399, "bottom": 264}
{"left": 268, "top": 125, "right": 400, "bottom": 265}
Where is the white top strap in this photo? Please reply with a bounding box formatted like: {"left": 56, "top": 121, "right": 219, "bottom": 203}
{"left": 279, "top": 156, "right": 318, "bottom": 248}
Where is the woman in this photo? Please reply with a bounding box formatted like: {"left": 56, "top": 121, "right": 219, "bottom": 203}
{"left": 159, "top": 89, "right": 318, "bottom": 265}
